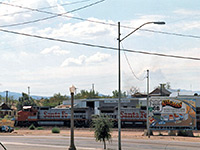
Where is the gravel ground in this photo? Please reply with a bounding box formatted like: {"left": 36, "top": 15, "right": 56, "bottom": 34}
{"left": 1, "top": 128, "right": 200, "bottom": 143}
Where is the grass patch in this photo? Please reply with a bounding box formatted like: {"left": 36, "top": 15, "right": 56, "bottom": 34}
{"left": 29, "top": 124, "right": 36, "bottom": 130}
{"left": 177, "top": 130, "right": 194, "bottom": 137}
{"left": 52, "top": 127, "right": 60, "bottom": 133}
{"left": 196, "top": 134, "right": 200, "bottom": 137}
{"left": 158, "top": 132, "right": 163, "bottom": 136}
{"left": 37, "top": 127, "right": 44, "bottom": 130}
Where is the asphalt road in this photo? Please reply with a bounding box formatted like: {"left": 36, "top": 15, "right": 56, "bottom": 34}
{"left": 0, "top": 135, "right": 200, "bottom": 150}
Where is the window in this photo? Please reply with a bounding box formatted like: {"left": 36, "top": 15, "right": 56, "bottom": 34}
{"left": 196, "top": 107, "right": 200, "bottom": 114}
{"left": 101, "top": 110, "right": 114, "bottom": 113}
{"left": 141, "top": 106, "right": 146, "bottom": 110}
{"left": 40, "top": 107, "right": 49, "bottom": 110}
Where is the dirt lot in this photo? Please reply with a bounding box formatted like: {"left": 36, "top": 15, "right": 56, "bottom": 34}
{"left": 2, "top": 128, "right": 200, "bottom": 143}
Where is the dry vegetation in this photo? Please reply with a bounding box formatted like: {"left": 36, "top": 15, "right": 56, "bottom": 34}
{"left": 2, "top": 127, "right": 200, "bottom": 143}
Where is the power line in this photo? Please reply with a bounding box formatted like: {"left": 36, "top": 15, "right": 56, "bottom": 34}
{"left": 0, "top": 0, "right": 92, "bottom": 17}
{"left": 140, "top": 28, "right": 200, "bottom": 39}
{"left": 0, "top": 0, "right": 105, "bottom": 28}
{"left": 122, "top": 43, "right": 146, "bottom": 81}
{"left": 0, "top": 27, "right": 200, "bottom": 61}
{"left": 1, "top": 1, "right": 200, "bottom": 39}
{"left": 37, "top": 0, "right": 93, "bottom": 10}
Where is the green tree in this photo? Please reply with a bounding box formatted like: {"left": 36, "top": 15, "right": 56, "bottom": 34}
{"left": 154, "top": 82, "right": 171, "bottom": 90}
{"left": 92, "top": 115, "right": 113, "bottom": 149}
{"left": 7, "top": 96, "right": 18, "bottom": 108}
{"left": 16, "top": 93, "right": 37, "bottom": 110}
{"left": 75, "top": 90, "right": 100, "bottom": 99}
{"left": 166, "top": 82, "right": 171, "bottom": 89}
{"left": 40, "top": 93, "right": 69, "bottom": 107}
{"left": 0, "top": 95, "right": 2, "bottom": 103}
{"left": 128, "top": 86, "right": 140, "bottom": 95}
{"left": 112, "top": 90, "right": 127, "bottom": 98}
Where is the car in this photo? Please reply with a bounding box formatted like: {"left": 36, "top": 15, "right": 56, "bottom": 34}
{"left": 0, "top": 125, "right": 14, "bottom": 133}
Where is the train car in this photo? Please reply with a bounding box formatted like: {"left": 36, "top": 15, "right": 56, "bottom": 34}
{"left": 100, "top": 108, "right": 147, "bottom": 127}
{"left": 15, "top": 96, "right": 200, "bottom": 129}
{"left": 15, "top": 106, "right": 91, "bottom": 127}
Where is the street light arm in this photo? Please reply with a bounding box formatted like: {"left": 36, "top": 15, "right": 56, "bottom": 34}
{"left": 117, "top": 21, "right": 165, "bottom": 150}
{"left": 120, "top": 21, "right": 165, "bottom": 42}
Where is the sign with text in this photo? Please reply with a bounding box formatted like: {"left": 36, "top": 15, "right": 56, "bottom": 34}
{"left": 120, "top": 108, "right": 146, "bottom": 121}
{"left": 149, "top": 98, "right": 196, "bottom": 130}
{"left": 39, "top": 109, "right": 71, "bottom": 120}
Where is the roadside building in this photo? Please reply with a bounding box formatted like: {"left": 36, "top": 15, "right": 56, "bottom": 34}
{"left": 0, "top": 103, "right": 16, "bottom": 118}
{"left": 150, "top": 85, "right": 171, "bottom": 96}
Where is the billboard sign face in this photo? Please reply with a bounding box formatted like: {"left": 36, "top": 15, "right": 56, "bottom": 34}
{"left": 149, "top": 98, "right": 196, "bottom": 130}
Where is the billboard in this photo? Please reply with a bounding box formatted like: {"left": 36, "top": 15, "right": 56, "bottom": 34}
{"left": 149, "top": 98, "right": 196, "bottom": 130}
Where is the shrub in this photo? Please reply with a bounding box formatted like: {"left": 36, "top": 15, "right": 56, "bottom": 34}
{"left": 158, "top": 132, "right": 163, "bottom": 136}
{"left": 168, "top": 130, "right": 176, "bottom": 136}
{"left": 143, "top": 130, "right": 153, "bottom": 136}
{"left": 52, "top": 127, "right": 60, "bottom": 133}
{"left": 177, "top": 130, "right": 194, "bottom": 137}
{"left": 29, "top": 124, "right": 36, "bottom": 130}
{"left": 177, "top": 130, "right": 187, "bottom": 136}
{"left": 37, "top": 127, "right": 44, "bottom": 130}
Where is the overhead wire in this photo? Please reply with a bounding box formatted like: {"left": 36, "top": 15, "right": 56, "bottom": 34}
{"left": 121, "top": 43, "right": 146, "bottom": 81}
{"left": 0, "top": 0, "right": 105, "bottom": 28}
{"left": 0, "top": 27, "right": 200, "bottom": 61}
{"left": 1, "top": 1, "right": 200, "bottom": 39}
{"left": 0, "top": 0, "right": 92, "bottom": 17}
{"left": 37, "top": 0, "right": 93, "bottom": 10}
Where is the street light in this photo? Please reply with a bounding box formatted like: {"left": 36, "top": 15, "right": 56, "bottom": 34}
{"left": 69, "top": 85, "right": 76, "bottom": 150}
{"left": 147, "top": 70, "right": 150, "bottom": 138}
{"left": 117, "top": 21, "right": 165, "bottom": 150}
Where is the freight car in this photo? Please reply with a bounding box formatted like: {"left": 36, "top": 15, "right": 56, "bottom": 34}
{"left": 15, "top": 105, "right": 148, "bottom": 127}
{"left": 15, "top": 96, "right": 200, "bottom": 129}
{"left": 15, "top": 106, "right": 92, "bottom": 127}
{"left": 99, "top": 107, "right": 147, "bottom": 127}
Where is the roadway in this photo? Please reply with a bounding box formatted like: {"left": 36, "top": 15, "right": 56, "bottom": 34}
{"left": 0, "top": 135, "right": 200, "bottom": 150}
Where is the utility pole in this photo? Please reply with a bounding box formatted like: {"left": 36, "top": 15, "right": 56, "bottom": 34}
{"left": 5, "top": 90, "right": 8, "bottom": 104}
{"left": 69, "top": 85, "right": 76, "bottom": 150}
{"left": 92, "top": 83, "right": 94, "bottom": 92}
{"left": 147, "top": 70, "right": 150, "bottom": 138}
{"left": 28, "top": 86, "right": 30, "bottom": 100}
{"left": 117, "top": 22, "right": 122, "bottom": 150}
{"left": 117, "top": 21, "right": 164, "bottom": 149}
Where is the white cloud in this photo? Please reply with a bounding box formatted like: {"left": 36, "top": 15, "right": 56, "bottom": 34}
{"left": 41, "top": 46, "right": 70, "bottom": 55}
{"left": 1, "top": 1, "right": 200, "bottom": 96}
{"left": 86, "top": 52, "right": 110, "bottom": 64}
{"left": 38, "top": 19, "right": 116, "bottom": 39}
{"left": 61, "top": 55, "right": 87, "bottom": 67}
{"left": 174, "top": 9, "right": 200, "bottom": 16}
{"left": 0, "top": 0, "right": 68, "bottom": 26}
{"left": 61, "top": 52, "right": 111, "bottom": 67}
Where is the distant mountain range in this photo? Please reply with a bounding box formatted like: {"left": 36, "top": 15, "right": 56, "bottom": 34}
{"left": 169, "top": 89, "right": 200, "bottom": 97}
{"left": 0, "top": 89, "right": 199, "bottom": 100}
{"left": 0, "top": 91, "right": 49, "bottom": 100}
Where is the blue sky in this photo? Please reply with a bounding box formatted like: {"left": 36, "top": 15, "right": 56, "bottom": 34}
{"left": 0, "top": 0, "right": 200, "bottom": 96}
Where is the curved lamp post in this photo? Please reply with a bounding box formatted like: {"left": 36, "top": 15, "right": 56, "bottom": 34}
{"left": 117, "top": 21, "right": 165, "bottom": 150}
{"left": 69, "top": 85, "right": 76, "bottom": 150}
